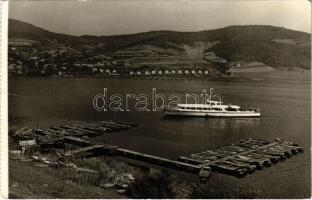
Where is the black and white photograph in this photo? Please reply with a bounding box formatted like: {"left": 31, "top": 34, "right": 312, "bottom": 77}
{"left": 3, "top": 0, "right": 311, "bottom": 198}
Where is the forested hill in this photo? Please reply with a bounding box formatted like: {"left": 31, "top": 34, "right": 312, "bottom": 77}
{"left": 9, "top": 19, "right": 311, "bottom": 69}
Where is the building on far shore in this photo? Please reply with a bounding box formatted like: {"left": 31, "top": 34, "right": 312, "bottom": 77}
{"left": 105, "top": 69, "right": 111, "bottom": 75}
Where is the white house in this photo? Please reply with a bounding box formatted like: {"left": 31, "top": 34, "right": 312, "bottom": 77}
{"left": 145, "top": 71, "right": 151, "bottom": 75}
{"left": 105, "top": 69, "right": 111, "bottom": 75}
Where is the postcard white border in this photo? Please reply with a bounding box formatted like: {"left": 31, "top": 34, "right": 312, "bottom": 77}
{"left": 0, "top": 0, "right": 8, "bottom": 198}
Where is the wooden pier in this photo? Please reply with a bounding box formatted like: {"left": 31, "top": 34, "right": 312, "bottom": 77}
{"left": 25, "top": 121, "right": 304, "bottom": 180}
{"left": 116, "top": 148, "right": 210, "bottom": 174}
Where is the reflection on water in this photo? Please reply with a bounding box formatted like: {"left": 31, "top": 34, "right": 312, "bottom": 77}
{"left": 162, "top": 115, "right": 261, "bottom": 130}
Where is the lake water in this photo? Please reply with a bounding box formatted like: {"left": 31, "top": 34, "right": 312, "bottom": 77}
{"left": 9, "top": 76, "right": 311, "bottom": 198}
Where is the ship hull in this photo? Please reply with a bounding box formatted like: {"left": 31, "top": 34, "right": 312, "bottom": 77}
{"left": 164, "top": 110, "right": 261, "bottom": 117}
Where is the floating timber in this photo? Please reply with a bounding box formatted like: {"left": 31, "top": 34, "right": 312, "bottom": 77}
{"left": 34, "top": 120, "right": 136, "bottom": 139}
{"left": 64, "top": 137, "right": 303, "bottom": 179}
{"left": 179, "top": 138, "right": 304, "bottom": 177}
{"left": 34, "top": 129, "right": 119, "bottom": 157}
{"left": 27, "top": 123, "right": 303, "bottom": 180}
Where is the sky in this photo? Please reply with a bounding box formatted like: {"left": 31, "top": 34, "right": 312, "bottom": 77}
{"left": 9, "top": 0, "right": 311, "bottom": 36}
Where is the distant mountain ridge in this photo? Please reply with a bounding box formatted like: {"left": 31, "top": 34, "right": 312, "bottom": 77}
{"left": 9, "top": 19, "right": 311, "bottom": 69}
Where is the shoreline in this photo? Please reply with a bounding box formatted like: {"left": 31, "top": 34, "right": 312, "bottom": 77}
{"left": 9, "top": 69, "right": 311, "bottom": 83}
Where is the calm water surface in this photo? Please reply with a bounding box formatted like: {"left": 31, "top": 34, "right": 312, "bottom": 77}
{"left": 9, "top": 77, "right": 311, "bottom": 198}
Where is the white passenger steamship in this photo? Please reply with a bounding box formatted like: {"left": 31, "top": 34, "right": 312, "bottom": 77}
{"left": 163, "top": 88, "right": 260, "bottom": 117}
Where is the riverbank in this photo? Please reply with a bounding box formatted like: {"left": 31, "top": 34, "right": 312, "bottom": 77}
{"left": 9, "top": 157, "right": 266, "bottom": 199}
{"left": 8, "top": 131, "right": 196, "bottom": 199}
{"left": 9, "top": 159, "right": 123, "bottom": 198}
{"left": 9, "top": 154, "right": 197, "bottom": 198}
{"left": 9, "top": 69, "right": 311, "bottom": 84}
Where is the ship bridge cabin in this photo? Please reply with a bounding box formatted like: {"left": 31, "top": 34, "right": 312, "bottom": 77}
{"left": 206, "top": 100, "right": 222, "bottom": 105}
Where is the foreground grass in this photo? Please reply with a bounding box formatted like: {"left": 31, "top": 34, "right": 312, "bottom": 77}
{"left": 9, "top": 159, "right": 123, "bottom": 198}
{"left": 9, "top": 157, "right": 265, "bottom": 199}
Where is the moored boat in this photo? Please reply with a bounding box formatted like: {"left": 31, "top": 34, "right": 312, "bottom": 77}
{"left": 164, "top": 88, "right": 260, "bottom": 117}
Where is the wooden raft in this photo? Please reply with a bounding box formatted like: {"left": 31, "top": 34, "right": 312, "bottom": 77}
{"left": 30, "top": 124, "right": 304, "bottom": 179}
{"left": 34, "top": 120, "right": 136, "bottom": 139}
{"left": 179, "top": 138, "right": 304, "bottom": 177}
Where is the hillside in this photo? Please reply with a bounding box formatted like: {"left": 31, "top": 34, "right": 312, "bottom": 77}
{"left": 9, "top": 19, "right": 311, "bottom": 69}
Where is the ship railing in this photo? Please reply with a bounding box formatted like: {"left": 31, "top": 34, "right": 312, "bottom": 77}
{"left": 240, "top": 108, "right": 260, "bottom": 112}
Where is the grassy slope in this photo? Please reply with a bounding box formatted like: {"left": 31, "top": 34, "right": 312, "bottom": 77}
{"left": 9, "top": 160, "right": 123, "bottom": 199}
